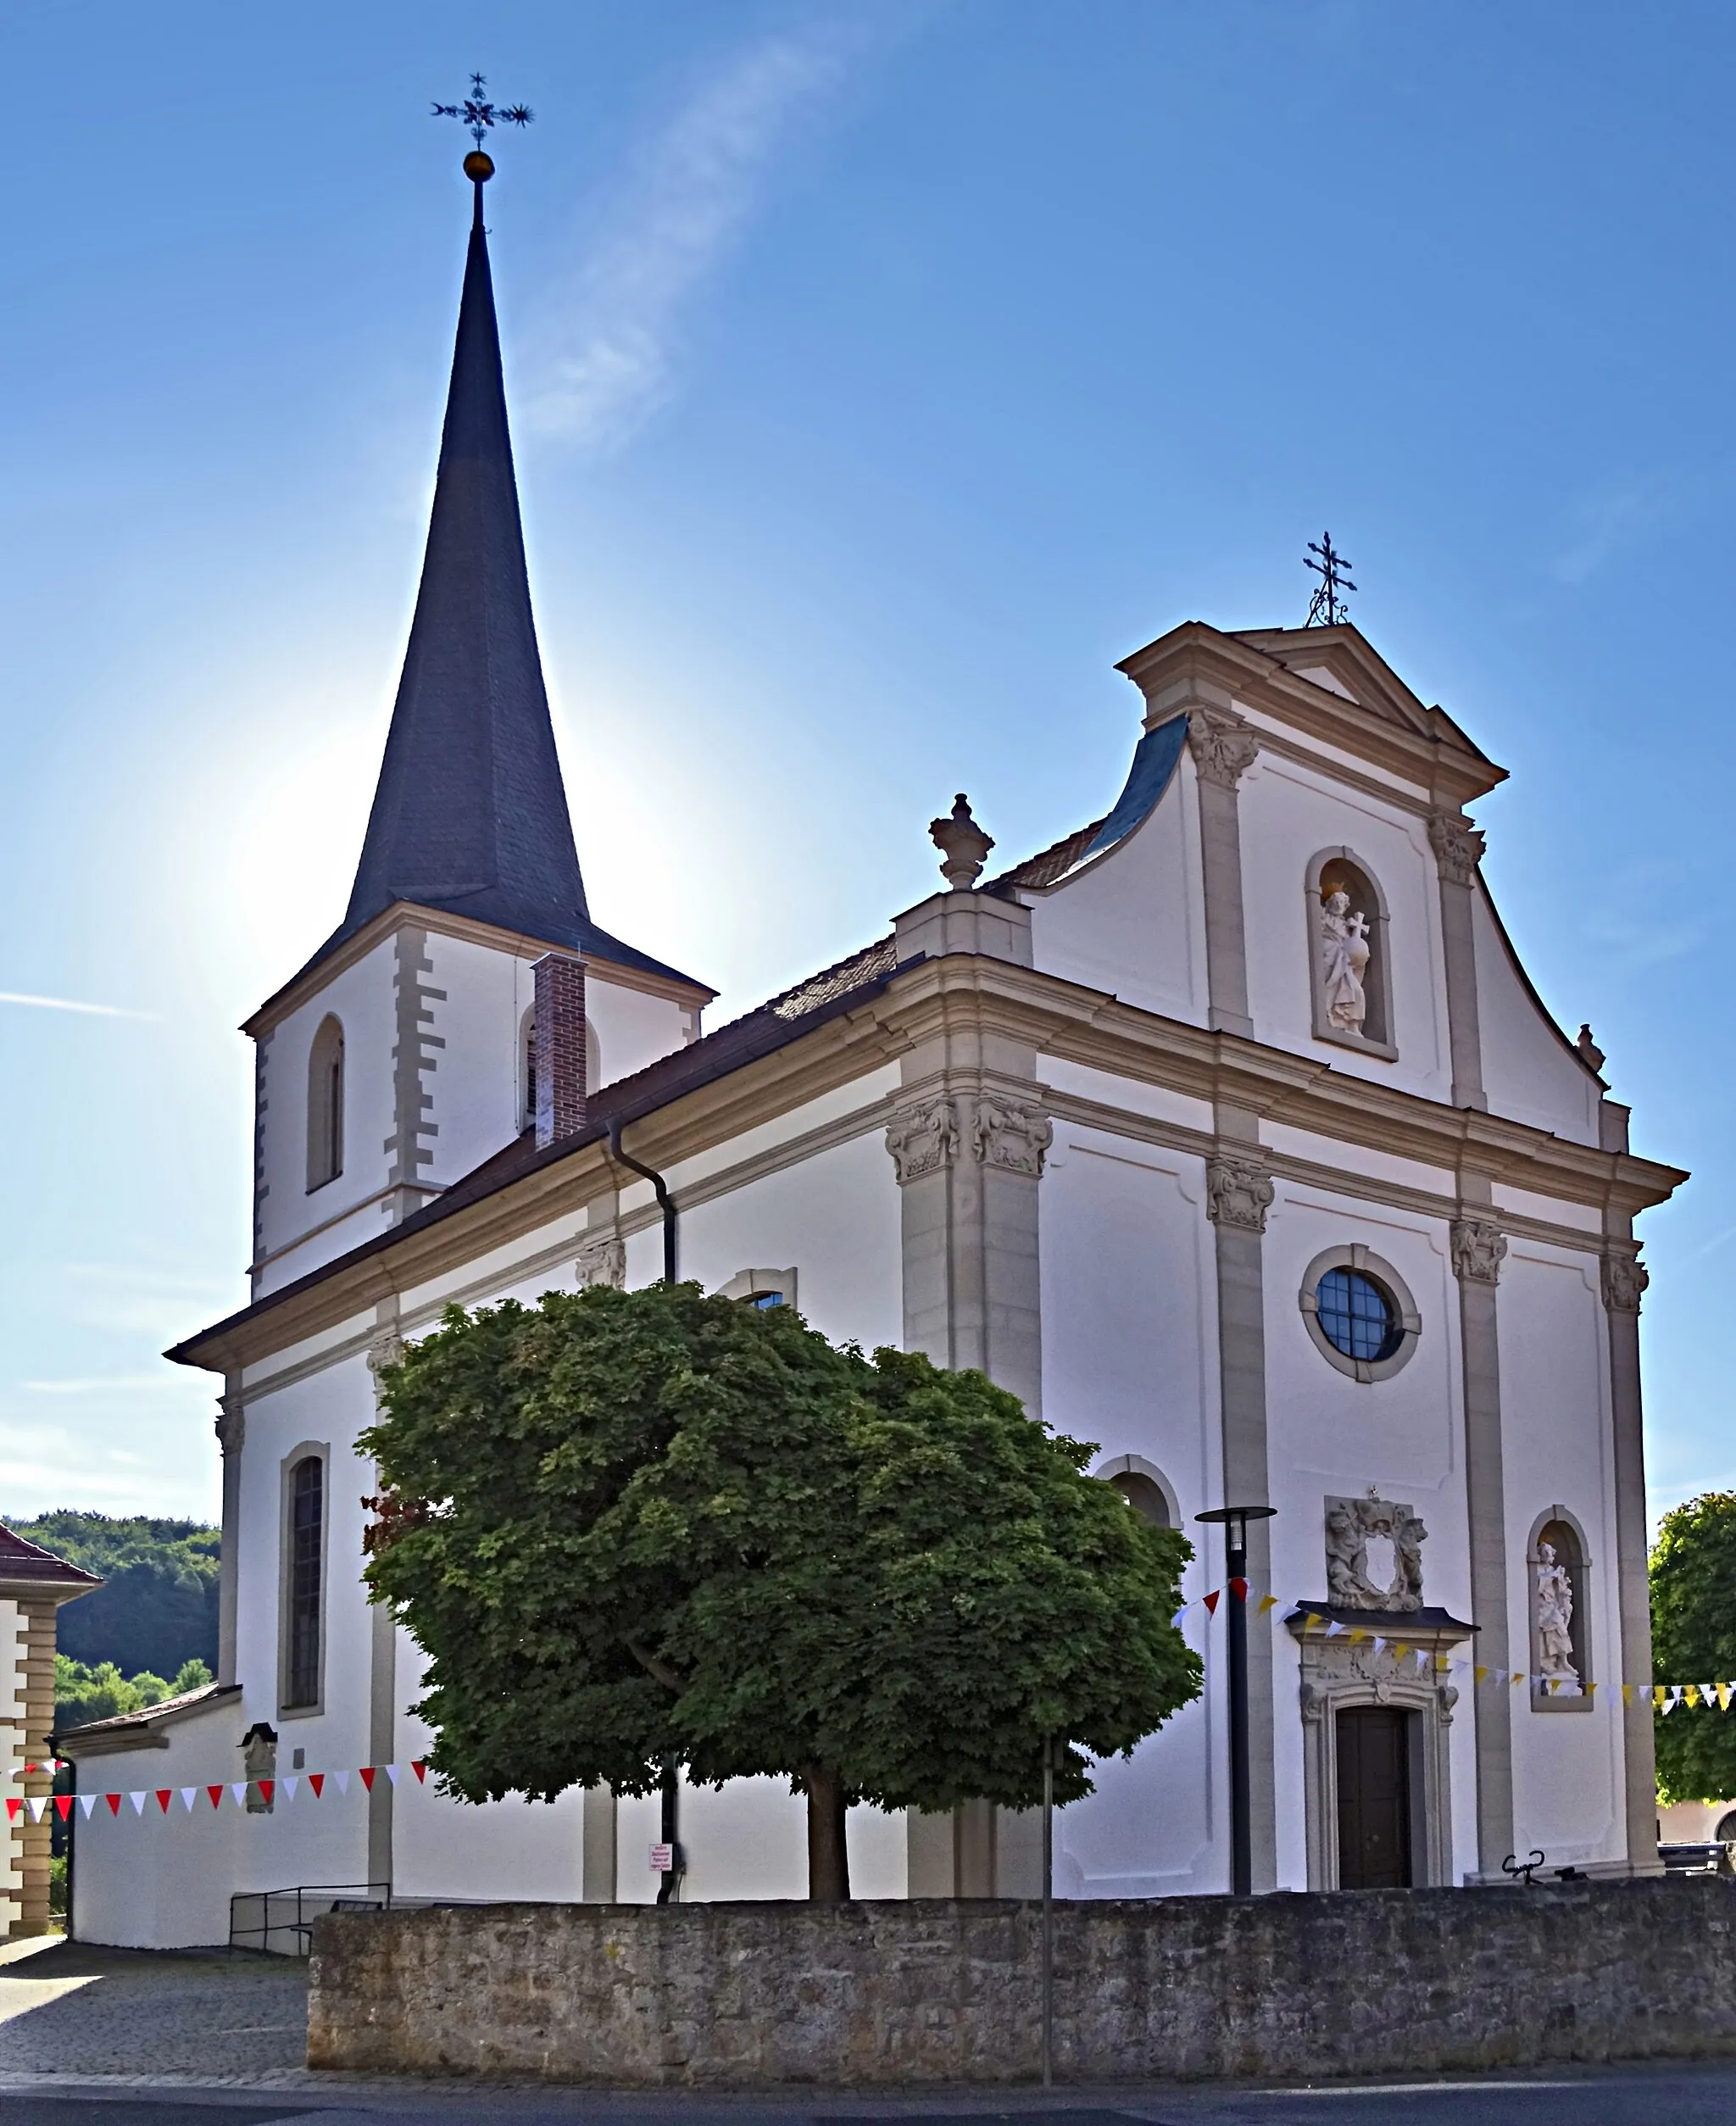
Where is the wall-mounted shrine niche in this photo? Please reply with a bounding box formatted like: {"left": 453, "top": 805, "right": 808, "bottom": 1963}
{"left": 1307, "top": 848, "right": 1395, "bottom": 1061}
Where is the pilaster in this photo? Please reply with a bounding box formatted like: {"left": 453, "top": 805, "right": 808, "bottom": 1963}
{"left": 1188, "top": 706, "right": 1260, "bottom": 1038}
{"left": 1205, "top": 1112, "right": 1277, "bottom": 1891}
{"left": 1428, "top": 813, "right": 1488, "bottom": 1111}
{"left": 1450, "top": 1200, "right": 1513, "bottom": 1873}
{"left": 214, "top": 1380, "right": 245, "bottom": 1689}
{"left": 1602, "top": 1241, "right": 1659, "bottom": 1873}
{"left": 365, "top": 1315, "right": 403, "bottom": 1889}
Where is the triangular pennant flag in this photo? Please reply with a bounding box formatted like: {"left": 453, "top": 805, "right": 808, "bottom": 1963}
{"left": 1622, "top": 1684, "right": 1634, "bottom": 1705}
{"left": 1414, "top": 1648, "right": 1430, "bottom": 1669}
{"left": 1685, "top": 1685, "right": 1701, "bottom": 1708}
{"left": 1511, "top": 1671, "right": 1526, "bottom": 1687}
{"left": 77, "top": 1794, "right": 97, "bottom": 1820}
{"left": 1325, "top": 1622, "right": 1346, "bottom": 1639}
{"left": 154, "top": 1790, "right": 172, "bottom": 1813}
{"left": 1280, "top": 1604, "right": 1302, "bottom": 1622}
{"left": 1228, "top": 1577, "right": 1249, "bottom": 1604}
{"left": 1392, "top": 1642, "right": 1410, "bottom": 1661}
{"left": 1473, "top": 1666, "right": 1488, "bottom": 1684}
{"left": 1654, "top": 1685, "right": 1667, "bottom": 1708}
{"left": 1203, "top": 1590, "right": 1221, "bottom": 1616}
{"left": 207, "top": 1786, "right": 225, "bottom": 1809}
{"left": 180, "top": 1788, "right": 198, "bottom": 1812}
{"left": 333, "top": 1770, "right": 351, "bottom": 1795}
{"left": 1302, "top": 1612, "right": 1322, "bottom": 1630}
{"left": 1584, "top": 1681, "right": 1597, "bottom": 1699}
{"left": 1347, "top": 1628, "right": 1368, "bottom": 1645}
{"left": 281, "top": 1776, "right": 298, "bottom": 1803}
{"left": 107, "top": 1793, "right": 122, "bottom": 1817}
{"left": 1170, "top": 1606, "right": 1190, "bottom": 1628}
{"left": 54, "top": 1795, "right": 73, "bottom": 1822}
{"left": 231, "top": 1783, "right": 248, "bottom": 1806}
{"left": 257, "top": 1779, "right": 274, "bottom": 1806}
{"left": 386, "top": 1764, "right": 400, "bottom": 1786}
{"left": 4, "top": 1798, "right": 19, "bottom": 1823}
{"left": 26, "top": 1797, "right": 47, "bottom": 1823}
{"left": 1372, "top": 1637, "right": 1387, "bottom": 1655}
{"left": 359, "top": 1767, "right": 377, "bottom": 1792}
{"left": 308, "top": 1773, "right": 326, "bottom": 1798}
{"left": 1258, "top": 1594, "right": 1279, "bottom": 1615}
{"left": 1719, "top": 1684, "right": 1733, "bottom": 1712}
{"left": 412, "top": 1761, "right": 427, "bottom": 1784}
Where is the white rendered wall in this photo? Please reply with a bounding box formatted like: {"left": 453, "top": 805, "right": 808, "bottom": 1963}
{"left": 1028, "top": 759, "right": 1207, "bottom": 1024}
{"left": 1038, "top": 1118, "right": 1223, "bottom": 1895}
{"left": 254, "top": 936, "right": 401, "bottom": 1294}
{"left": 585, "top": 976, "right": 698, "bottom": 1088}
{"left": 1472, "top": 893, "right": 1601, "bottom": 1146}
{"left": 1498, "top": 1242, "right": 1627, "bottom": 1867}
{"left": 1237, "top": 755, "right": 1451, "bottom": 1103}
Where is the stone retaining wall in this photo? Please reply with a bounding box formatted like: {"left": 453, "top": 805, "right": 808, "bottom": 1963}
{"left": 308, "top": 1881, "right": 1736, "bottom": 2085}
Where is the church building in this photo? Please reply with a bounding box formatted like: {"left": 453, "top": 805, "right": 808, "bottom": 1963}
{"left": 58, "top": 157, "right": 1685, "bottom": 1947}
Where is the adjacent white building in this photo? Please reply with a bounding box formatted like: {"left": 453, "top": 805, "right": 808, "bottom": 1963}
{"left": 58, "top": 164, "right": 1685, "bottom": 1947}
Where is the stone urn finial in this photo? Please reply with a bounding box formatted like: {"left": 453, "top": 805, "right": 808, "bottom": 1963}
{"left": 929, "top": 793, "right": 994, "bottom": 892}
{"left": 1577, "top": 1023, "right": 1605, "bottom": 1073}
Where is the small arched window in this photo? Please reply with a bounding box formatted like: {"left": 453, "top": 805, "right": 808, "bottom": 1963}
{"left": 1306, "top": 849, "right": 1394, "bottom": 1058}
{"left": 521, "top": 1009, "right": 603, "bottom": 1127}
{"left": 1096, "top": 1455, "right": 1178, "bottom": 1529}
{"left": 306, "top": 1016, "right": 345, "bottom": 1190}
{"left": 283, "top": 1454, "right": 325, "bottom": 1711}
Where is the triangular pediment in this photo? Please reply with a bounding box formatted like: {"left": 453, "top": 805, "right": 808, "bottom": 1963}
{"left": 1230, "top": 625, "right": 1442, "bottom": 741}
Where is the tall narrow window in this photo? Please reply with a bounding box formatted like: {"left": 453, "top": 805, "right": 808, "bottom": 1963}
{"left": 306, "top": 1016, "right": 345, "bottom": 1189}
{"left": 284, "top": 1456, "right": 324, "bottom": 1709}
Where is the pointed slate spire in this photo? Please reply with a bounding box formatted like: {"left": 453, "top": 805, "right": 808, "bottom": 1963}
{"left": 313, "top": 165, "right": 695, "bottom": 988}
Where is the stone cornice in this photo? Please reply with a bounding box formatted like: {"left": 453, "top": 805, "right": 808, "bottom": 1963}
{"left": 243, "top": 900, "right": 715, "bottom": 1040}
{"left": 1116, "top": 622, "right": 1506, "bottom": 812}
{"left": 177, "top": 949, "right": 1683, "bottom": 1376}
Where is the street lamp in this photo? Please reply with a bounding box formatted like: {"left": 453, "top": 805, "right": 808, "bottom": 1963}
{"left": 1194, "top": 1503, "right": 1277, "bottom": 1897}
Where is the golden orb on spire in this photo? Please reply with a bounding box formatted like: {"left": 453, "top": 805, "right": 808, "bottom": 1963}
{"left": 464, "top": 149, "right": 495, "bottom": 182}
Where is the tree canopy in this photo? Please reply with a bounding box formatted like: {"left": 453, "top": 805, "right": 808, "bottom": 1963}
{"left": 1652, "top": 1491, "right": 1736, "bottom": 1804}
{"left": 53, "top": 1655, "right": 213, "bottom": 1735}
{"left": 362, "top": 1282, "right": 1200, "bottom": 1897}
{"left": 8, "top": 1511, "right": 219, "bottom": 1682}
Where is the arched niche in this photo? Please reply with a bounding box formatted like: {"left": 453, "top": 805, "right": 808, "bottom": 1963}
{"left": 305, "top": 1015, "right": 345, "bottom": 1191}
{"left": 1305, "top": 847, "right": 1396, "bottom": 1060}
{"left": 521, "top": 1006, "right": 604, "bottom": 1128}
{"left": 1094, "top": 1453, "right": 1179, "bottom": 1530}
{"left": 1527, "top": 1505, "right": 1594, "bottom": 1713}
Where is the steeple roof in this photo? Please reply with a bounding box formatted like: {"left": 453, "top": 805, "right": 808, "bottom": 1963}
{"left": 307, "top": 181, "right": 698, "bottom": 991}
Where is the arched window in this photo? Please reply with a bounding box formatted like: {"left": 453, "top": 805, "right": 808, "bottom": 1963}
{"left": 1305, "top": 848, "right": 1394, "bottom": 1058}
{"left": 521, "top": 1008, "right": 603, "bottom": 1127}
{"left": 306, "top": 1016, "right": 345, "bottom": 1190}
{"left": 1528, "top": 1509, "right": 1594, "bottom": 1710}
{"left": 1095, "top": 1454, "right": 1178, "bottom": 1529}
{"left": 282, "top": 1453, "right": 326, "bottom": 1711}
{"left": 716, "top": 1266, "right": 799, "bottom": 1312}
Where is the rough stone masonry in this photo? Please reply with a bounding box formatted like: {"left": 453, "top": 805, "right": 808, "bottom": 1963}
{"left": 309, "top": 1879, "right": 1736, "bottom": 2084}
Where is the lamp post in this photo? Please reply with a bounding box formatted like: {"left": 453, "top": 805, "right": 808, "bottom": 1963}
{"left": 1194, "top": 1503, "right": 1277, "bottom": 1896}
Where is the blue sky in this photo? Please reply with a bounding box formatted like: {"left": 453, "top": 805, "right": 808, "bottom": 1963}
{"left": 3, "top": 0, "right": 1732, "bottom": 1528}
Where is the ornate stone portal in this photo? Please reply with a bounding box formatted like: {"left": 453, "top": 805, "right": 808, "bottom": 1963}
{"left": 1325, "top": 1491, "right": 1427, "bottom": 1612}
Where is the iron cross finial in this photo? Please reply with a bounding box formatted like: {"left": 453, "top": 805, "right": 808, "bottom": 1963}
{"left": 431, "top": 73, "right": 534, "bottom": 150}
{"left": 1303, "top": 532, "right": 1357, "bottom": 627}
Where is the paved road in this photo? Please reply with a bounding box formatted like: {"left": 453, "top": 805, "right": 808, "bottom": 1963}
{"left": 5, "top": 1941, "right": 1736, "bottom": 2123}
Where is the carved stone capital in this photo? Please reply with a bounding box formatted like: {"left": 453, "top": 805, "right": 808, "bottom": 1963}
{"left": 970, "top": 1096, "right": 1052, "bottom": 1178}
{"left": 367, "top": 1331, "right": 405, "bottom": 1381}
{"left": 214, "top": 1396, "right": 245, "bottom": 1457}
{"left": 1427, "top": 812, "right": 1486, "bottom": 887}
{"left": 576, "top": 1235, "right": 627, "bottom": 1290}
{"left": 1449, "top": 1216, "right": 1508, "bottom": 1286}
{"left": 885, "top": 1097, "right": 960, "bottom": 1184}
{"left": 1187, "top": 705, "right": 1260, "bottom": 790}
{"left": 1206, "top": 1154, "right": 1274, "bottom": 1233}
{"left": 1602, "top": 1253, "right": 1649, "bottom": 1316}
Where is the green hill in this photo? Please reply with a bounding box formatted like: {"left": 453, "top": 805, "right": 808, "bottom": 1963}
{"left": 8, "top": 1511, "right": 220, "bottom": 1684}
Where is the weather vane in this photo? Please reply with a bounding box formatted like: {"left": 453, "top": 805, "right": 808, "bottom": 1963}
{"left": 432, "top": 73, "right": 533, "bottom": 178}
{"left": 1303, "top": 532, "right": 1356, "bottom": 627}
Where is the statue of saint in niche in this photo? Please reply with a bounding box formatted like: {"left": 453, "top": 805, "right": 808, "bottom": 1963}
{"left": 1320, "top": 887, "right": 1372, "bottom": 1036}
{"left": 1536, "top": 1541, "right": 1580, "bottom": 1692}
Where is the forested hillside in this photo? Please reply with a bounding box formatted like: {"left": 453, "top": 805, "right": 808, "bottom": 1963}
{"left": 8, "top": 1512, "right": 219, "bottom": 1682}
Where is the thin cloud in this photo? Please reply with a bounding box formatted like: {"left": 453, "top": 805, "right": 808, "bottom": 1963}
{"left": 524, "top": 27, "right": 855, "bottom": 452}
{"left": 1550, "top": 476, "right": 1667, "bottom": 587}
{"left": 0, "top": 991, "right": 155, "bottom": 1020}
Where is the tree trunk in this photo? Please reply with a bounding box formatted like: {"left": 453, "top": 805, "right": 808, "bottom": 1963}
{"left": 805, "top": 1765, "right": 851, "bottom": 1901}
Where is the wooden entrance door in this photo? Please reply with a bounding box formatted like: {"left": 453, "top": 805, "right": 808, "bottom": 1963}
{"left": 1335, "top": 1706, "right": 1412, "bottom": 1888}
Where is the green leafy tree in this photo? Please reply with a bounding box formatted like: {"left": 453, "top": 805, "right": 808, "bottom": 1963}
{"left": 363, "top": 1283, "right": 1201, "bottom": 1899}
{"left": 10, "top": 1512, "right": 219, "bottom": 1680}
{"left": 53, "top": 1654, "right": 212, "bottom": 1734}
{"left": 1652, "top": 1492, "right": 1736, "bottom": 1804}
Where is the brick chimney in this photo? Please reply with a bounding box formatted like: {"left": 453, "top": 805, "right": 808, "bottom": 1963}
{"left": 532, "top": 953, "right": 587, "bottom": 1149}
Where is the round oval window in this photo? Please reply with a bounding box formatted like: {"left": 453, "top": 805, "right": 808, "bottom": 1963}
{"left": 1315, "top": 1266, "right": 1403, "bottom": 1364}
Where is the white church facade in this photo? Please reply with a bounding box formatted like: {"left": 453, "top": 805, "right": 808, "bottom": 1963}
{"left": 58, "top": 162, "right": 1684, "bottom": 1947}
